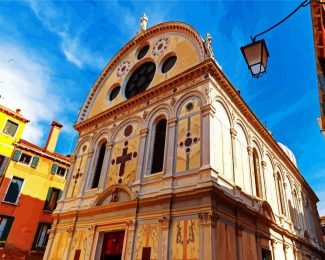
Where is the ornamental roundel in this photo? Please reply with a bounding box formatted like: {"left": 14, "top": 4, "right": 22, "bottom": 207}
{"left": 116, "top": 60, "right": 131, "bottom": 78}
{"left": 152, "top": 37, "right": 169, "bottom": 57}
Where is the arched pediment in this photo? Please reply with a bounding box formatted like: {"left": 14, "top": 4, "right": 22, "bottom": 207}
{"left": 94, "top": 184, "right": 136, "bottom": 206}
{"left": 77, "top": 22, "right": 206, "bottom": 124}
{"left": 258, "top": 201, "right": 275, "bottom": 222}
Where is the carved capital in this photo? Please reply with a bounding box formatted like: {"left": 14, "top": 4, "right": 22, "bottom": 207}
{"left": 88, "top": 225, "right": 96, "bottom": 233}
{"left": 140, "top": 128, "right": 148, "bottom": 138}
{"left": 230, "top": 127, "right": 237, "bottom": 137}
{"left": 247, "top": 146, "right": 253, "bottom": 156}
{"left": 235, "top": 223, "right": 245, "bottom": 236}
{"left": 200, "top": 104, "right": 215, "bottom": 116}
{"left": 168, "top": 117, "right": 177, "bottom": 128}
{"left": 283, "top": 243, "right": 290, "bottom": 251}
{"left": 106, "top": 142, "right": 114, "bottom": 149}
{"left": 126, "top": 220, "right": 136, "bottom": 230}
{"left": 261, "top": 160, "right": 267, "bottom": 168}
{"left": 198, "top": 212, "right": 219, "bottom": 225}
{"left": 283, "top": 182, "right": 287, "bottom": 189}
{"left": 67, "top": 227, "right": 75, "bottom": 235}
{"left": 158, "top": 216, "right": 170, "bottom": 227}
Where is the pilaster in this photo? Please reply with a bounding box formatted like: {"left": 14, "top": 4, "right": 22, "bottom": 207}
{"left": 98, "top": 142, "right": 114, "bottom": 191}
{"left": 124, "top": 220, "right": 137, "bottom": 260}
{"left": 230, "top": 127, "right": 237, "bottom": 184}
{"left": 159, "top": 216, "right": 170, "bottom": 260}
{"left": 163, "top": 118, "right": 177, "bottom": 190}
{"left": 198, "top": 212, "right": 219, "bottom": 260}
{"left": 235, "top": 222, "right": 244, "bottom": 260}
{"left": 247, "top": 146, "right": 256, "bottom": 196}
{"left": 132, "top": 128, "right": 148, "bottom": 192}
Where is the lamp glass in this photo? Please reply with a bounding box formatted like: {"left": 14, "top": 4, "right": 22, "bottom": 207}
{"left": 241, "top": 39, "right": 269, "bottom": 78}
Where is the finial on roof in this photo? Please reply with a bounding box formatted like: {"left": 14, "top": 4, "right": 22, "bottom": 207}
{"left": 140, "top": 13, "right": 148, "bottom": 32}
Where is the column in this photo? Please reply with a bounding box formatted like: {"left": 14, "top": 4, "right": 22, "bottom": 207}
{"left": 200, "top": 104, "right": 215, "bottom": 171}
{"left": 64, "top": 226, "right": 76, "bottom": 260}
{"left": 255, "top": 232, "right": 262, "bottom": 260}
{"left": 199, "top": 212, "right": 219, "bottom": 260}
{"left": 78, "top": 150, "right": 94, "bottom": 195}
{"left": 159, "top": 216, "right": 170, "bottom": 260}
{"left": 98, "top": 142, "right": 113, "bottom": 192}
{"left": 247, "top": 146, "right": 256, "bottom": 197}
{"left": 85, "top": 225, "right": 96, "bottom": 260}
{"left": 43, "top": 222, "right": 57, "bottom": 259}
{"left": 163, "top": 118, "right": 177, "bottom": 190}
{"left": 124, "top": 220, "right": 137, "bottom": 260}
{"left": 270, "top": 239, "right": 277, "bottom": 260}
{"left": 132, "top": 128, "right": 148, "bottom": 192}
{"left": 235, "top": 223, "right": 244, "bottom": 260}
{"left": 261, "top": 160, "right": 267, "bottom": 201}
{"left": 230, "top": 127, "right": 237, "bottom": 184}
{"left": 283, "top": 243, "right": 289, "bottom": 260}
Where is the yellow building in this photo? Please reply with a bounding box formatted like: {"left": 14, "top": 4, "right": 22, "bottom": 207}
{"left": 0, "top": 105, "right": 28, "bottom": 181}
{"left": 0, "top": 121, "right": 70, "bottom": 259}
{"left": 45, "top": 18, "right": 324, "bottom": 260}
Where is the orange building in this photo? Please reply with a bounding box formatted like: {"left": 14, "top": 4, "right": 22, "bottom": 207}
{"left": 0, "top": 121, "right": 70, "bottom": 259}
{"left": 321, "top": 216, "right": 325, "bottom": 241}
{"left": 311, "top": 2, "right": 325, "bottom": 136}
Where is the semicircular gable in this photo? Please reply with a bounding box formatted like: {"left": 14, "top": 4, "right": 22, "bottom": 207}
{"left": 78, "top": 22, "right": 206, "bottom": 124}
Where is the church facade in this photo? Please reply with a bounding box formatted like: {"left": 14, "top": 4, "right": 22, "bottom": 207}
{"left": 44, "top": 20, "right": 325, "bottom": 260}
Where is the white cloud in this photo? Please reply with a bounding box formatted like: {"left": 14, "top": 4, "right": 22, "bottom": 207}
{"left": 0, "top": 42, "right": 73, "bottom": 145}
{"left": 28, "top": 0, "right": 105, "bottom": 69}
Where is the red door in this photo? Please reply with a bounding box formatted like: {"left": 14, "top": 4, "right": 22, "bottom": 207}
{"left": 100, "top": 231, "right": 125, "bottom": 260}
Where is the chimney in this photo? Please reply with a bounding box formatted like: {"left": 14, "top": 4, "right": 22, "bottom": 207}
{"left": 45, "top": 121, "right": 63, "bottom": 153}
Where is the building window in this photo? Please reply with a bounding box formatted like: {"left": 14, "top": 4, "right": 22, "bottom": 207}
{"left": 261, "top": 248, "right": 272, "bottom": 260}
{"left": 19, "top": 153, "right": 32, "bottom": 165}
{"left": 56, "top": 166, "right": 66, "bottom": 177}
{"left": 2, "top": 120, "right": 18, "bottom": 137}
{"left": 12, "top": 150, "right": 39, "bottom": 168}
{"left": 50, "top": 163, "right": 67, "bottom": 178}
{"left": 33, "top": 223, "right": 51, "bottom": 249}
{"left": 253, "top": 149, "right": 263, "bottom": 198}
{"left": 0, "top": 155, "right": 8, "bottom": 176}
{"left": 3, "top": 177, "right": 24, "bottom": 204}
{"left": 91, "top": 142, "right": 107, "bottom": 189}
{"left": 44, "top": 187, "right": 62, "bottom": 211}
{"left": 0, "top": 215, "right": 14, "bottom": 242}
{"left": 150, "top": 118, "right": 167, "bottom": 174}
{"left": 142, "top": 247, "right": 151, "bottom": 260}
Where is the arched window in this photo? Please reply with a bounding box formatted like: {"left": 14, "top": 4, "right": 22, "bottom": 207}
{"left": 275, "top": 173, "right": 286, "bottom": 215}
{"left": 91, "top": 142, "right": 107, "bottom": 188}
{"left": 253, "top": 149, "right": 263, "bottom": 198}
{"left": 150, "top": 118, "right": 167, "bottom": 174}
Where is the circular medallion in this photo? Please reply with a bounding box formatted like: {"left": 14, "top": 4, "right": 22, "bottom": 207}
{"left": 152, "top": 37, "right": 169, "bottom": 57}
{"left": 116, "top": 60, "right": 131, "bottom": 78}
{"left": 124, "top": 125, "right": 133, "bottom": 137}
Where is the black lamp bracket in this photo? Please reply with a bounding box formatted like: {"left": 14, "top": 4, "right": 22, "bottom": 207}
{"left": 250, "top": 0, "right": 323, "bottom": 42}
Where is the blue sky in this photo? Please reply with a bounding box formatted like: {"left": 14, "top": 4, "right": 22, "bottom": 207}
{"left": 0, "top": 0, "right": 324, "bottom": 215}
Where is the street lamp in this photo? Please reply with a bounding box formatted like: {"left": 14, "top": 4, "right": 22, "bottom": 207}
{"left": 241, "top": 0, "right": 316, "bottom": 78}
{"left": 241, "top": 39, "right": 269, "bottom": 78}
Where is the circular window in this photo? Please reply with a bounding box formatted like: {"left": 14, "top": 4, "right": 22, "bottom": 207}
{"left": 109, "top": 85, "right": 121, "bottom": 101}
{"left": 125, "top": 61, "right": 156, "bottom": 99}
{"left": 161, "top": 56, "right": 177, "bottom": 73}
{"left": 137, "top": 45, "right": 150, "bottom": 60}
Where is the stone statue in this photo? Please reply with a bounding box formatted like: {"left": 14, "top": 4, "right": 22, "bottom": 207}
{"left": 204, "top": 33, "right": 215, "bottom": 60}
{"left": 140, "top": 13, "right": 148, "bottom": 32}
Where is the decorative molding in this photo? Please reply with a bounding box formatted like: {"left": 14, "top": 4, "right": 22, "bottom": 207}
{"left": 198, "top": 212, "right": 219, "bottom": 225}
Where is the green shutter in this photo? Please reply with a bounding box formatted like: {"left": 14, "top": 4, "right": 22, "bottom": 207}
{"left": 12, "top": 150, "right": 21, "bottom": 162}
{"left": 57, "top": 190, "right": 63, "bottom": 200}
{"left": 0, "top": 216, "right": 14, "bottom": 241}
{"left": 50, "top": 163, "right": 58, "bottom": 174}
{"left": 43, "top": 188, "right": 53, "bottom": 210}
{"left": 30, "top": 156, "right": 39, "bottom": 168}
